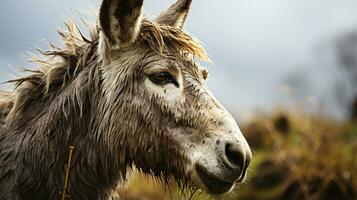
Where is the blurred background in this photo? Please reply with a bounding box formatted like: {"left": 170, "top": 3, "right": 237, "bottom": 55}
{"left": 1, "top": 0, "right": 356, "bottom": 199}
{"left": 1, "top": 0, "right": 357, "bottom": 120}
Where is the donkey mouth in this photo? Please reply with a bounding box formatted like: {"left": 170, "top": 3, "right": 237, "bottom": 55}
{"left": 195, "top": 164, "right": 234, "bottom": 194}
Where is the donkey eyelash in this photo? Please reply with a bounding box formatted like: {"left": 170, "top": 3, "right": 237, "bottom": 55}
{"left": 149, "top": 72, "right": 179, "bottom": 87}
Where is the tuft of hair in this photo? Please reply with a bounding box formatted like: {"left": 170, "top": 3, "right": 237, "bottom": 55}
{"left": 139, "top": 19, "right": 209, "bottom": 61}
{"left": 2, "top": 20, "right": 99, "bottom": 120}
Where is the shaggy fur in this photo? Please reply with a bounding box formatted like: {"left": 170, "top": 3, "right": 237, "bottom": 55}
{"left": 0, "top": 14, "right": 207, "bottom": 200}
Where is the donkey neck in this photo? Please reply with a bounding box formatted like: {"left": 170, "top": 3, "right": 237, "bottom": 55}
{"left": 48, "top": 66, "right": 127, "bottom": 199}
{"left": 0, "top": 64, "right": 126, "bottom": 199}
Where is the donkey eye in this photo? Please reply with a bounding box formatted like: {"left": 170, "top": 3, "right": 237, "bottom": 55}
{"left": 149, "top": 72, "right": 178, "bottom": 87}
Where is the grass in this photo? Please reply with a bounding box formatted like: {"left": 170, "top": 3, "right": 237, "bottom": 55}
{"left": 239, "top": 112, "right": 356, "bottom": 200}
{"left": 119, "top": 111, "right": 357, "bottom": 200}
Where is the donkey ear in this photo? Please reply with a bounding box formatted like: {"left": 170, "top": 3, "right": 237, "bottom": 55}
{"left": 155, "top": 0, "right": 192, "bottom": 29}
{"left": 99, "top": 0, "right": 144, "bottom": 48}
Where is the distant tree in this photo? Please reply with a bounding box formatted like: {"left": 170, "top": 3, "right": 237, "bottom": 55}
{"left": 352, "top": 97, "right": 357, "bottom": 120}
{"left": 282, "top": 31, "right": 357, "bottom": 120}
{"left": 333, "top": 32, "right": 357, "bottom": 119}
{"left": 335, "top": 33, "right": 357, "bottom": 85}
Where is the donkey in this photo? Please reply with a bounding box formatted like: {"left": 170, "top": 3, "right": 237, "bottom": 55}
{"left": 0, "top": 0, "right": 252, "bottom": 199}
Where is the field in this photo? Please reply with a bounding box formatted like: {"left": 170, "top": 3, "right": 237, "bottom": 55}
{"left": 120, "top": 110, "right": 357, "bottom": 200}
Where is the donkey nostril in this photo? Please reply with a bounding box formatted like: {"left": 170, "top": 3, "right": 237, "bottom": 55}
{"left": 225, "top": 143, "right": 245, "bottom": 170}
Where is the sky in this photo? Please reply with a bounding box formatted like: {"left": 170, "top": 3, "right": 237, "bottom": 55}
{"left": 1, "top": 0, "right": 357, "bottom": 119}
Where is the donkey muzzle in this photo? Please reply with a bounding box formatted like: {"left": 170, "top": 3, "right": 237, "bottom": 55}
{"left": 194, "top": 140, "right": 252, "bottom": 194}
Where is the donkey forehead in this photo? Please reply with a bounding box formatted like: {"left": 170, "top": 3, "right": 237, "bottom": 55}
{"left": 143, "top": 52, "right": 203, "bottom": 70}
{"left": 107, "top": 45, "right": 206, "bottom": 77}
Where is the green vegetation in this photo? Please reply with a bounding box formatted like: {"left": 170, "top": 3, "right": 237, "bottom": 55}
{"left": 121, "top": 111, "right": 357, "bottom": 200}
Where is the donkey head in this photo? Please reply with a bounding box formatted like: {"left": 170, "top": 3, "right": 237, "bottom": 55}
{"left": 98, "top": 0, "right": 251, "bottom": 195}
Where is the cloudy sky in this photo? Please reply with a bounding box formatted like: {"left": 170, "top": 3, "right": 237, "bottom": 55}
{"left": 1, "top": 0, "right": 357, "bottom": 119}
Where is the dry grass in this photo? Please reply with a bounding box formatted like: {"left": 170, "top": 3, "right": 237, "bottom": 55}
{"left": 239, "top": 112, "right": 356, "bottom": 200}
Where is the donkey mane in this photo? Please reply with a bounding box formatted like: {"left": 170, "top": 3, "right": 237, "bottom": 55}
{"left": 0, "top": 18, "right": 207, "bottom": 123}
